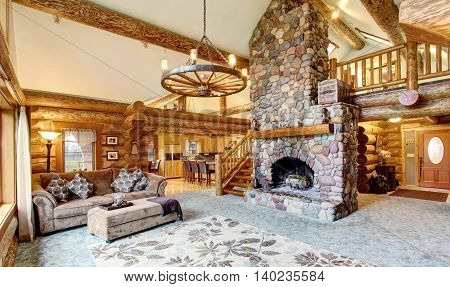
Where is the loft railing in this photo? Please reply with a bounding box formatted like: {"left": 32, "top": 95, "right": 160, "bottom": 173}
{"left": 418, "top": 43, "right": 450, "bottom": 80}
{"left": 215, "top": 132, "right": 252, "bottom": 195}
{"left": 330, "top": 41, "right": 449, "bottom": 94}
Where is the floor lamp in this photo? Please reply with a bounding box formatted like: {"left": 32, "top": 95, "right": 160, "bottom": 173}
{"left": 38, "top": 131, "right": 60, "bottom": 173}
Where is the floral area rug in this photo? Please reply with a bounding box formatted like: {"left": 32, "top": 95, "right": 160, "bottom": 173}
{"left": 89, "top": 215, "right": 371, "bottom": 267}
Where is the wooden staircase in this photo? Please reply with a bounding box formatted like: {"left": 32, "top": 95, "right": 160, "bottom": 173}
{"left": 215, "top": 132, "right": 253, "bottom": 196}
{"left": 223, "top": 158, "right": 253, "bottom": 196}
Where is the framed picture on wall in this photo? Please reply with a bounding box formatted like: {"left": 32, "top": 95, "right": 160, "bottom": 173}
{"left": 107, "top": 151, "right": 119, "bottom": 161}
{"left": 106, "top": 136, "right": 118, "bottom": 145}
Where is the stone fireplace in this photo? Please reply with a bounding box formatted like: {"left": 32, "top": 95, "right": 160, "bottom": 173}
{"left": 243, "top": 0, "right": 359, "bottom": 222}
{"left": 271, "top": 157, "right": 314, "bottom": 188}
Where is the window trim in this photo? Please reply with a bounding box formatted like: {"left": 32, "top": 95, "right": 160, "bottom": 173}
{"left": 53, "top": 122, "right": 103, "bottom": 173}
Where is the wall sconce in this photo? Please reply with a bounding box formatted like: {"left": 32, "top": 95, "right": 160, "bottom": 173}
{"left": 38, "top": 131, "right": 60, "bottom": 172}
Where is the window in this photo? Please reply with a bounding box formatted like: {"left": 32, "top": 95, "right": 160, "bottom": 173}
{"left": 185, "top": 140, "right": 198, "bottom": 156}
{"left": 62, "top": 129, "right": 96, "bottom": 172}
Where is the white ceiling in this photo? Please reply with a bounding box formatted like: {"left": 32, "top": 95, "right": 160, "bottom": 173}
{"left": 11, "top": 0, "right": 401, "bottom": 114}
{"left": 89, "top": 0, "right": 271, "bottom": 58}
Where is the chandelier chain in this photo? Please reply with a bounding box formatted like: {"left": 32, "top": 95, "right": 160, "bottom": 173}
{"left": 203, "top": 0, "right": 207, "bottom": 37}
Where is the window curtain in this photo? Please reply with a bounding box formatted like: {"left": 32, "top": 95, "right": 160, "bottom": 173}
{"left": 16, "top": 106, "right": 34, "bottom": 242}
{"left": 62, "top": 128, "right": 96, "bottom": 147}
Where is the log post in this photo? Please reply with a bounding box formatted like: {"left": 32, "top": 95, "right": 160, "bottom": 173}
{"left": 329, "top": 58, "right": 337, "bottom": 79}
{"left": 178, "top": 96, "right": 187, "bottom": 112}
{"left": 215, "top": 154, "right": 223, "bottom": 196}
{"left": 219, "top": 97, "right": 227, "bottom": 117}
{"left": 406, "top": 40, "right": 418, "bottom": 91}
{"left": 399, "top": 40, "right": 420, "bottom": 106}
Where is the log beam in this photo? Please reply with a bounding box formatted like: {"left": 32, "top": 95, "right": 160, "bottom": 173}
{"left": 308, "top": 0, "right": 365, "bottom": 50}
{"left": 360, "top": 0, "right": 405, "bottom": 46}
{"left": 250, "top": 124, "right": 334, "bottom": 139}
{"left": 0, "top": 26, "right": 26, "bottom": 106}
{"left": 360, "top": 97, "right": 450, "bottom": 122}
{"left": 352, "top": 79, "right": 450, "bottom": 108}
{"left": 145, "top": 93, "right": 182, "bottom": 108}
{"left": 210, "top": 103, "right": 251, "bottom": 116}
{"left": 424, "top": 116, "right": 440, "bottom": 124}
{"left": 12, "top": 0, "right": 249, "bottom": 68}
{"left": 24, "top": 89, "right": 128, "bottom": 113}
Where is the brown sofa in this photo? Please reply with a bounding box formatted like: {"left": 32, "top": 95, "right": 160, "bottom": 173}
{"left": 31, "top": 168, "right": 167, "bottom": 234}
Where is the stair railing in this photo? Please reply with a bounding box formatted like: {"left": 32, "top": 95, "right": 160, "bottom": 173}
{"left": 215, "top": 132, "right": 252, "bottom": 195}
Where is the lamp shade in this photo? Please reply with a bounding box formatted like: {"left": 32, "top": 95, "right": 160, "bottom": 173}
{"left": 38, "top": 131, "right": 60, "bottom": 141}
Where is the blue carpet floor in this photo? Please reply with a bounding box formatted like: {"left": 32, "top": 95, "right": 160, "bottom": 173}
{"left": 15, "top": 190, "right": 450, "bottom": 267}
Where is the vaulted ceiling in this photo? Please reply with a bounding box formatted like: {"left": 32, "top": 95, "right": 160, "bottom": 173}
{"left": 11, "top": 0, "right": 406, "bottom": 115}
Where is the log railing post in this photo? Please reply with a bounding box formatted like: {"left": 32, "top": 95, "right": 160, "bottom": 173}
{"left": 215, "top": 154, "right": 223, "bottom": 196}
{"left": 329, "top": 58, "right": 337, "bottom": 79}
{"left": 406, "top": 40, "right": 419, "bottom": 91}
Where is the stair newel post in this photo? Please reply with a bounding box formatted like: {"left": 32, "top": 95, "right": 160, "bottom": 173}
{"left": 215, "top": 154, "right": 223, "bottom": 196}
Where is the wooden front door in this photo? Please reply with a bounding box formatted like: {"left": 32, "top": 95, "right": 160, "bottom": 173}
{"left": 418, "top": 130, "right": 450, "bottom": 189}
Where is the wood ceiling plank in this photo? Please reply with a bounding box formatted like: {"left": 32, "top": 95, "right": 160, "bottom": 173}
{"left": 399, "top": 0, "right": 450, "bottom": 43}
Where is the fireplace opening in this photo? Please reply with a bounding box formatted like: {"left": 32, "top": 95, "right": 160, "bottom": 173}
{"left": 271, "top": 157, "right": 314, "bottom": 189}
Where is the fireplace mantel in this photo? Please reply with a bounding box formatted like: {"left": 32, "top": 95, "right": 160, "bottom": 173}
{"left": 250, "top": 124, "right": 334, "bottom": 139}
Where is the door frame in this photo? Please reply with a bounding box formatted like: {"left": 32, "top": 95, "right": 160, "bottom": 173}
{"left": 401, "top": 124, "right": 450, "bottom": 187}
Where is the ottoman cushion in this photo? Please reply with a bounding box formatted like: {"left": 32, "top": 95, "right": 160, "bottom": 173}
{"left": 87, "top": 198, "right": 162, "bottom": 228}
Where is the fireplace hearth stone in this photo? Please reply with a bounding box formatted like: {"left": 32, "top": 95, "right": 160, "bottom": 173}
{"left": 244, "top": 188, "right": 345, "bottom": 222}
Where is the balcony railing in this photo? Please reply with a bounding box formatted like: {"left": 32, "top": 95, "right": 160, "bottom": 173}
{"left": 330, "top": 41, "right": 449, "bottom": 94}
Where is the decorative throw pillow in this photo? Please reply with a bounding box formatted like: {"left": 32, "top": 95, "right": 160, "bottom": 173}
{"left": 133, "top": 170, "right": 149, "bottom": 191}
{"left": 111, "top": 168, "right": 139, "bottom": 193}
{"left": 68, "top": 173, "right": 94, "bottom": 199}
{"left": 46, "top": 173, "right": 70, "bottom": 202}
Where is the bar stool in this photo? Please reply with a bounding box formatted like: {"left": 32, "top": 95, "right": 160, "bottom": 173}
{"left": 183, "top": 161, "right": 192, "bottom": 182}
{"left": 189, "top": 161, "right": 200, "bottom": 184}
{"left": 198, "top": 161, "right": 214, "bottom": 186}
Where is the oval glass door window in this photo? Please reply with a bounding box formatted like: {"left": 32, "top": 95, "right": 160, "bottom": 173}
{"left": 428, "top": 137, "right": 445, "bottom": 165}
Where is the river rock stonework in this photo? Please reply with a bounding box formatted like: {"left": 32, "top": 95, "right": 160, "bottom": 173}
{"left": 245, "top": 103, "right": 360, "bottom": 222}
{"left": 245, "top": 0, "right": 359, "bottom": 222}
{"left": 249, "top": 0, "right": 329, "bottom": 130}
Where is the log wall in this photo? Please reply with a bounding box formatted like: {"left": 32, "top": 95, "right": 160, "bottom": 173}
{"left": 358, "top": 121, "right": 404, "bottom": 186}
{"left": 382, "top": 122, "right": 403, "bottom": 183}
{"left": 29, "top": 106, "right": 142, "bottom": 173}
{"left": 27, "top": 92, "right": 250, "bottom": 174}
{"left": 356, "top": 124, "right": 382, "bottom": 193}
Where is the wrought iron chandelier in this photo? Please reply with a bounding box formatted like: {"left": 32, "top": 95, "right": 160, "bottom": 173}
{"left": 161, "top": 0, "right": 247, "bottom": 97}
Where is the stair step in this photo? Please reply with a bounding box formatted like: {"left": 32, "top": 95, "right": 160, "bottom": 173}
{"left": 234, "top": 175, "right": 252, "bottom": 180}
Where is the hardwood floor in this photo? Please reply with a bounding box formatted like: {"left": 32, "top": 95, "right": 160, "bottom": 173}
{"left": 165, "top": 178, "right": 213, "bottom": 195}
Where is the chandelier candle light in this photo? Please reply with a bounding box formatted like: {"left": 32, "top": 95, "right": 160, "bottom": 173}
{"left": 161, "top": 0, "right": 247, "bottom": 97}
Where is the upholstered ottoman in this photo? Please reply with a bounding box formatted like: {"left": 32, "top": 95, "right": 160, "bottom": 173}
{"left": 87, "top": 198, "right": 178, "bottom": 242}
